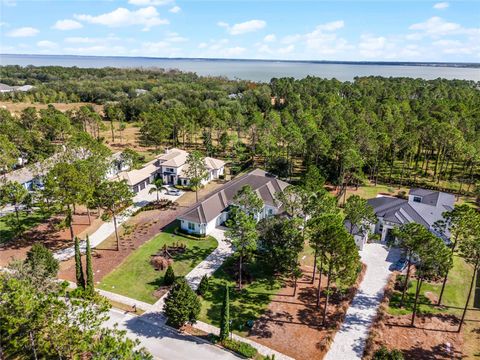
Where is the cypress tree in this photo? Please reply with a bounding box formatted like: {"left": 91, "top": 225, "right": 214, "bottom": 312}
{"left": 86, "top": 235, "right": 94, "bottom": 294}
{"left": 74, "top": 237, "right": 85, "bottom": 289}
{"left": 219, "top": 283, "right": 230, "bottom": 341}
{"left": 164, "top": 265, "right": 176, "bottom": 286}
{"left": 197, "top": 274, "right": 209, "bottom": 296}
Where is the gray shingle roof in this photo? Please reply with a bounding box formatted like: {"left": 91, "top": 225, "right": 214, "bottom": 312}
{"left": 178, "top": 169, "right": 289, "bottom": 224}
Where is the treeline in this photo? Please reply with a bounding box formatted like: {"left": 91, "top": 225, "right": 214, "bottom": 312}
{"left": 1, "top": 66, "right": 479, "bottom": 195}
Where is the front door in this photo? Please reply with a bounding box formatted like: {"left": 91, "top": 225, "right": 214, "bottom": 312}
{"left": 170, "top": 175, "right": 175, "bottom": 184}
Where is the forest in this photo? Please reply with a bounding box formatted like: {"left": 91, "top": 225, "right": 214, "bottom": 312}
{"left": 1, "top": 65, "right": 479, "bottom": 197}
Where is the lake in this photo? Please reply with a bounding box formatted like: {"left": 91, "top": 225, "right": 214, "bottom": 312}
{"left": 1, "top": 54, "right": 479, "bottom": 82}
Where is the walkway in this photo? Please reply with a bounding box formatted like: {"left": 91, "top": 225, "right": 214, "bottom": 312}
{"left": 53, "top": 185, "right": 183, "bottom": 261}
{"left": 149, "top": 227, "right": 232, "bottom": 312}
{"left": 325, "top": 243, "right": 401, "bottom": 360}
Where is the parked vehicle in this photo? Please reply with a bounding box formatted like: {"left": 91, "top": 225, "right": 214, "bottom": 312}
{"left": 391, "top": 258, "right": 408, "bottom": 272}
{"left": 167, "top": 188, "right": 181, "bottom": 196}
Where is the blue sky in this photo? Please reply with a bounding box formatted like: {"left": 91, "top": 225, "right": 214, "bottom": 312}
{"left": 1, "top": 0, "right": 479, "bottom": 62}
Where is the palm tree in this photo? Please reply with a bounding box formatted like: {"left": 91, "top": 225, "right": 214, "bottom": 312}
{"left": 149, "top": 178, "right": 167, "bottom": 201}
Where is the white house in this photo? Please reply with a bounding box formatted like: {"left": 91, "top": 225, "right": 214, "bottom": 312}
{"left": 355, "top": 188, "right": 455, "bottom": 249}
{"left": 156, "top": 148, "right": 225, "bottom": 186}
{"left": 112, "top": 148, "right": 225, "bottom": 194}
{"left": 177, "top": 168, "right": 289, "bottom": 236}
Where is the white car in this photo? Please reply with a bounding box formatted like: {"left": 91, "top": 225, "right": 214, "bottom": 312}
{"left": 167, "top": 188, "right": 181, "bottom": 196}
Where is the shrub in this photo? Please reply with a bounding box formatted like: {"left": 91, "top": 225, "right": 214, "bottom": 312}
{"left": 197, "top": 274, "right": 209, "bottom": 296}
{"left": 373, "top": 346, "right": 404, "bottom": 360}
{"left": 164, "top": 265, "right": 176, "bottom": 286}
{"left": 25, "top": 243, "right": 59, "bottom": 278}
{"left": 222, "top": 338, "right": 258, "bottom": 359}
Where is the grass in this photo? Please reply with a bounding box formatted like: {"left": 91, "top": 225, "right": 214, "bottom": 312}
{"left": 98, "top": 225, "right": 218, "bottom": 304}
{"left": 0, "top": 210, "right": 51, "bottom": 244}
{"left": 199, "top": 256, "right": 283, "bottom": 337}
{"left": 387, "top": 256, "right": 475, "bottom": 317}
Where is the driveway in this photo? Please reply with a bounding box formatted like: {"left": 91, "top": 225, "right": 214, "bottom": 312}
{"left": 325, "top": 243, "right": 401, "bottom": 360}
{"left": 104, "top": 308, "right": 240, "bottom": 360}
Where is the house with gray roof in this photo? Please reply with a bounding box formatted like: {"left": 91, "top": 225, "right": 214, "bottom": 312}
{"left": 177, "top": 168, "right": 289, "bottom": 236}
{"left": 366, "top": 188, "right": 455, "bottom": 245}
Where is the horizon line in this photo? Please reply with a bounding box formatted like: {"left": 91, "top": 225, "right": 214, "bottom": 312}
{"left": 1, "top": 53, "right": 479, "bottom": 67}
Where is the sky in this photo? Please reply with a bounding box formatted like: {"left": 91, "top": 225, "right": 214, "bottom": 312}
{"left": 1, "top": 0, "right": 479, "bottom": 62}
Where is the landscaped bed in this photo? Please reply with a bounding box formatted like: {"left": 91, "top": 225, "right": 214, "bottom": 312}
{"left": 98, "top": 225, "right": 218, "bottom": 304}
{"left": 365, "top": 255, "right": 479, "bottom": 359}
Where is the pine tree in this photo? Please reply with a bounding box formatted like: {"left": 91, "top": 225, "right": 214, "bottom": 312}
{"left": 86, "top": 235, "right": 94, "bottom": 294}
{"left": 196, "top": 274, "right": 209, "bottom": 296}
{"left": 219, "top": 284, "right": 230, "bottom": 341}
{"left": 74, "top": 237, "right": 85, "bottom": 289}
{"left": 164, "top": 265, "right": 176, "bottom": 286}
{"left": 163, "top": 277, "right": 201, "bottom": 328}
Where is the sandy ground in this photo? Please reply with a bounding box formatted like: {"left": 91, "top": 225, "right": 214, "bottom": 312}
{"left": 248, "top": 265, "right": 365, "bottom": 360}
{"left": 0, "top": 207, "right": 102, "bottom": 267}
{"left": 0, "top": 101, "right": 103, "bottom": 114}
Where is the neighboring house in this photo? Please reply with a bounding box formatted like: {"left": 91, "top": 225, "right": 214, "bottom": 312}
{"left": 113, "top": 159, "right": 158, "bottom": 193}
{"left": 156, "top": 148, "right": 225, "bottom": 186}
{"left": 364, "top": 188, "right": 455, "bottom": 246}
{"left": 112, "top": 148, "right": 225, "bottom": 194}
{"left": 177, "top": 168, "right": 289, "bottom": 236}
{"left": 106, "top": 152, "right": 131, "bottom": 179}
{"left": 0, "top": 83, "right": 34, "bottom": 93}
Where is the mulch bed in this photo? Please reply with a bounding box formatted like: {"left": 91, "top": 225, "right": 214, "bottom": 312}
{"left": 57, "top": 205, "right": 187, "bottom": 284}
{"left": 0, "top": 210, "right": 101, "bottom": 267}
{"left": 247, "top": 264, "right": 366, "bottom": 360}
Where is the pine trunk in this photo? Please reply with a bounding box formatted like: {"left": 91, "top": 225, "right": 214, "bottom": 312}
{"left": 458, "top": 263, "right": 478, "bottom": 333}
{"left": 411, "top": 278, "right": 423, "bottom": 327}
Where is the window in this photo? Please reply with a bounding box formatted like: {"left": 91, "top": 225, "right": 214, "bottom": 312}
{"left": 166, "top": 168, "right": 174, "bottom": 172}
{"left": 268, "top": 208, "right": 273, "bottom": 216}
{"left": 413, "top": 196, "right": 422, "bottom": 203}
{"left": 188, "top": 222, "right": 195, "bottom": 230}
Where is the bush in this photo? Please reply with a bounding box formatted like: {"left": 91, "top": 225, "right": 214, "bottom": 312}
{"left": 222, "top": 338, "right": 258, "bottom": 359}
{"left": 164, "top": 265, "right": 176, "bottom": 286}
{"left": 197, "top": 274, "right": 209, "bottom": 296}
{"left": 25, "top": 243, "right": 59, "bottom": 278}
{"left": 373, "top": 346, "right": 404, "bottom": 360}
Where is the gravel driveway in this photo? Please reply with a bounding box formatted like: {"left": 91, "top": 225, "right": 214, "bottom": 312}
{"left": 325, "top": 243, "right": 401, "bottom": 360}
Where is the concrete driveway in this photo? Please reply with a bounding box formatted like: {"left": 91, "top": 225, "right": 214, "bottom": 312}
{"left": 325, "top": 243, "right": 401, "bottom": 360}
{"left": 105, "top": 309, "right": 240, "bottom": 360}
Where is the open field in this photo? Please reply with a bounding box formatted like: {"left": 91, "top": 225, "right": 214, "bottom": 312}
{"left": 0, "top": 101, "right": 103, "bottom": 114}
{"left": 98, "top": 225, "right": 218, "bottom": 304}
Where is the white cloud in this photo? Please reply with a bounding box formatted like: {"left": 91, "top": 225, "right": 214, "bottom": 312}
{"left": 219, "top": 19, "right": 266, "bottom": 35}
{"left": 1, "top": 0, "right": 16, "bottom": 7}
{"left": 37, "top": 40, "right": 58, "bottom": 49}
{"left": 52, "top": 19, "right": 83, "bottom": 31}
{"left": 75, "top": 7, "right": 168, "bottom": 31}
{"left": 433, "top": 2, "right": 449, "bottom": 9}
{"left": 195, "top": 38, "right": 246, "bottom": 58}
{"left": 165, "top": 32, "right": 187, "bottom": 42}
{"left": 128, "top": 0, "right": 173, "bottom": 5}
{"left": 7, "top": 27, "right": 39, "bottom": 37}
{"left": 169, "top": 6, "right": 181, "bottom": 13}
{"left": 358, "top": 34, "right": 389, "bottom": 58}
{"left": 264, "top": 34, "right": 276, "bottom": 42}
{"left": 408, "top": 16, "right": 474, "bottom": 37}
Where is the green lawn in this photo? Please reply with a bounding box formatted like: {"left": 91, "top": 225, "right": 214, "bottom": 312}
{"left": 0, "top": 210, "right": 51, "bottom": 244}
{"left": 98, "top": 225, "right": 218, "bottom": 304}
{"left": 387, "top": 256, "right": 474, "bottom": 316}
{"left": 199, "top": 256, "right": 283, "bottom": 337}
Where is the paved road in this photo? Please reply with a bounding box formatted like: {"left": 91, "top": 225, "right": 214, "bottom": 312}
{"left": 105, "top": 309, "right": 240, "bottom": 360}
{"left": 325, "top": 243, "right": 401, "bottom": 360}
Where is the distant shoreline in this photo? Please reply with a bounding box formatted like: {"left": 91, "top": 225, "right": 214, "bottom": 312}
{"left": 2, "top": 53, "right": 479, "bottom": 69}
